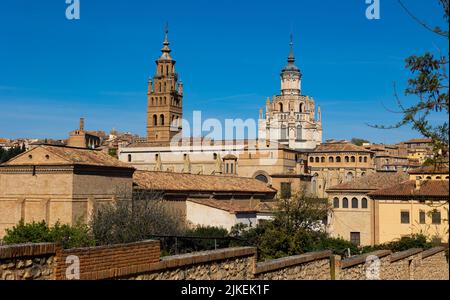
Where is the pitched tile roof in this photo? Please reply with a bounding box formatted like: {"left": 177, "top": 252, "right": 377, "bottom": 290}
{"left": 403, "top": 138, "right": 433, "bottom": 144}
{"left": 2, "top": 145, "right": 132, "bottom": 168}
{"left": 409, "top": 164, "right": 449, "bottom": 175}
{"left": 327, "top": 171, "right": 409, "bottom": 192}
{"left": 313, "top": 141, "right": 371, "bottom": 153}
{"left": 188, "top": 199, "right": 259, "bottom": 213}
{"left": 369, "top": 180, "right": 449, "bottom": 199}
{"left": 187, "top": 199, "right": 277, "bottom": 214}
{"left": 133, "top": 170, "right": 276, "bottom": 194}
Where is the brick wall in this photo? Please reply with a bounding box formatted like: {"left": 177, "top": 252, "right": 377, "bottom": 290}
{"left": 55, "top": 240, "right": 160, "bottom": 280}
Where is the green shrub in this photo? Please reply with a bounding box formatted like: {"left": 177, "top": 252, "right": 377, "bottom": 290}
{"left": 361, "top": 234, "right": 433, "bottom": 253}
{"left": 2, "top": 220, "right": 95, "bottom": 249}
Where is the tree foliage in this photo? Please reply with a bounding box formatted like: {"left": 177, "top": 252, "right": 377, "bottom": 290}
{"left": 2, "top": 220, "right": 94, "bottom": 249}
{"left": 351, "top": 138, "right": 370, "bottom": 146}
{"left": 90, "top": 190, "right": 186, "bottom": 245}
{"left": 372, "top": 0, "right": 449, "bottom": 160}
{"left": 0, "top": 145, "right": 26, "bottom": 163}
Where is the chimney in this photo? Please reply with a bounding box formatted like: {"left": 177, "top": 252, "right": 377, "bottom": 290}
{"left": 415, "top": 178, "right": 422, "bottom": 191}
{"left": 79, "top": 118, "right": 85, "bottom": 131}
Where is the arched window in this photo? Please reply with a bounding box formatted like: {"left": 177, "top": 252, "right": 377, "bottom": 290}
{"left": 345, "top": 156, "right": 350, "bottom": 163}
{"left": 346, "top": 172, "right": 354, "bottom": 182}
{"left": 315, "top": 157, "right": 320, "bottom": 163}
{"left": 127, "top": 154, "right": 132, "bottom": 162}
{"left": 296, "top": 125, "right": 302, "bottom": 140}
{"left": 166, "top": 65, "right": 169, "bottom": 75}
{"left": 329, "top": 157, "right": 334, "bottom": 163}
{"left": 351, "top": 156, "right": 356, "bottom": 162}
{"left": 279, "top": 103, "right": 284, "bottom": 112}
{"left": 352, "top": 198, "right": 358, "bottom": 209}
{"left": 436, "top": 176, "right": 441, "bottom": 180}
{"left": 342, "top": 198, "right": 349, "bottom": 208}
{"left": 426, "top": 176, "right": 432, "bottom": 180}
{"left": 446, "top": 176, "right": 449, "bottom": 180}
{"left": 159, "top": 84, "right": 162, "bottom": 93}
{"left": 160, "top": 114, "right": 165, "bottom": 125}
{"left": 364, "top": 156, "right": 368, "bottom": 163}
{"left": 299, "top": 103, "right": 304, "bottom": 113}
{"left": 311, "top": 177, "right": 317, "bottom": 194}
{"left": 281, "top": 126, "right": 288, "bottom": 140}
{"left": 359, "top": 156, "right": 362, "bottom": 163}
{"left": 361, "top": 172, "right": 366, "bottom": 177}
{"left": 321, "top": 157, "right": 325, "bottom": 163}
{"left": 160, "top": 65, "right": 163, "bottom": 75}
{"left": 333, "top": 197, "right": 340, "bottom": 208}
{"left": 362, "top": 198, "right": 368, "bottom": 209}
{"left": 153, "top": 114, "right": 157, "bottom": 126}
{"left": 336, "top": 156, "right": 341, "bottom": 163}
{"left": 164, "top": 82, "right": 166, "bottom": 92}
{"left": 310, "top": 157, "right": 314, "bottom": 163}
{"left": 255, "top": 174, "right": 268, "bottom": 183}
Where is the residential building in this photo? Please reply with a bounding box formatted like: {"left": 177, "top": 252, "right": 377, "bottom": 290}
{"left": 133, "top": 170, "right": 277, "bottom": 230}
{"left": 326, "top": 171, "right": 409, "bottom": 246}
{"left": 307, "top": 140, "right": 376, "bottom": 198}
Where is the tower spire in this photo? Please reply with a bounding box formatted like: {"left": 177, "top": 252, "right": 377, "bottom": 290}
{"left": 288, "top": 32, "right": 295, "bottom": 63}
{"left": 160, "top": 22, "right": 172, "bottom": 60}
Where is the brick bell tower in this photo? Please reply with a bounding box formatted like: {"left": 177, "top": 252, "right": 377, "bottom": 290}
{"left": 146, "top": 25, "right": 183, "bottom": 144}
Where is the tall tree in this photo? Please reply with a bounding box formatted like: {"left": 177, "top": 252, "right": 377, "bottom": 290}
{"left": 373, "top": 0, "right": 449, "bottom": 160}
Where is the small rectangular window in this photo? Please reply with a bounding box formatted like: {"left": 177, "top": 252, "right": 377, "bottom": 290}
{"left": 401, "top": 211, "right": 410, "bottom": 224}
{"left": 280, "top": 182, "right": 292, "bottom": 199}
{"left": 432, "top": 211, "right": 441, "bottom": 224}
{"left": 350, "top": 232, "right": 360, "bottom": 246}
{"left": 419, "top": 211, "right": 426, "bottom": 224}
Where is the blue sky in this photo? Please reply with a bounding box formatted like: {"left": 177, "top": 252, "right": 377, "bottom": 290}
{"left": 0, "top": 0, "right": 448, "bottom": 144}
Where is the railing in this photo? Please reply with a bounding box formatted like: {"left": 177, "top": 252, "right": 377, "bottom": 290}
{"left": 149, "top": 235, "right": 247, "bottom": 256}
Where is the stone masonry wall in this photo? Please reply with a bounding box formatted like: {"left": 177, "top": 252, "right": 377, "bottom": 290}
{"left": 127, "top": 247, "right": 257, "bottom": 280}
{"left": 338, "top": 247, "right": 449, "bottom": 280}
{"left": 0, "top": 243, "right": 57, "bottom": 280}
{"left": 254, "top": 251, "right": 332, "bottom": 280}
{"left": 0, "top": 241, "right": 448, "bottom": 280}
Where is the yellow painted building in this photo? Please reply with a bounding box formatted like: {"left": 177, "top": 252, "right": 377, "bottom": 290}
{"left": 327, "top": 165, "right": 449, "bottom": 246}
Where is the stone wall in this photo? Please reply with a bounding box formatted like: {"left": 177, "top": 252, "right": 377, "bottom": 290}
{"left": 0, "top": 243, "right": 57, "bottom": 280}
{"left": 127, "top": 247, "right": 256, "bottom": 280}
{"left": 254, "top": 251, "right": 332, "bottom": 280}
{"left": 338, "top": 247, "right": 449, "bottom": 280}
{"left": 0, "top": 241, "right": 448, "bottom": 280}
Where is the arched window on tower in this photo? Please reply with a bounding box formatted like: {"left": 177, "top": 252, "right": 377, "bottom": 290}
{"left": 160, "top": 65, "right": 163, "bottom": 75}
{"left": 153, "top": 114, "right": 157, "bottom": 126}
{"left": 166, "top": 65, "right": 169, "bottom": 76}
{"left": 346, "top": 172, "right": 354, "bottom": 182}
{"left": 299, "top": 103, "right": 304, "bottom": 113}
{"left": 351, "top": 156, "right": 356, "bottom": 163}
{"left": 345, "top": 156, "right": 350, "bottom": 163}
{"left": 279, "top": 103, "right": 284, "bottom": 112}
{"left": 164, "top": 83, "right": 166, "bottom": 92}
{"left": 296, "top": 125, "right": 302, "bottom": 141}
{"left": 281, "top": 126, "right": 288, "bottom": 140}
{"left": 329, "top": 157, "right": 334, "bottom": 163}
{"left": 160, "top": 114, "right": 165, "bottom": 126}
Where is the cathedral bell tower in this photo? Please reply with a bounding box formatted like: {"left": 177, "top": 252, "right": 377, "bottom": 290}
{"left": 280, "top": 34, "right": 302, "bottom": 96}
{"left": 146, "top": 25, "right": 183, "bottom": 144}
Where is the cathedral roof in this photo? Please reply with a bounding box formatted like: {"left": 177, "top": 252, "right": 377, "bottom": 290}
{"left": 281, "top": 34, "right": 300, "bottom": 74}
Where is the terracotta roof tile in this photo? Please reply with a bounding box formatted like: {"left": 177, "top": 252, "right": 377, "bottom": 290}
{"left": 409, "top": 164, "right": 449, "bottom": 175}
{"left": 403, "top": 138, "right": 433, "bottom": 144}
{"left": 133, "top": 170, "right": 276, "bottom": 194}
{"left": 2, "top": 145, "right": 132, "bottom": 168}
{"left": 327, "top": 171, "right": 409, "bottom": 192}
{"left": 313, "top": 141, "right": 371, "bottom": 153}
{"left": 369, "top": 180, "right": 449, "bottom": 199}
